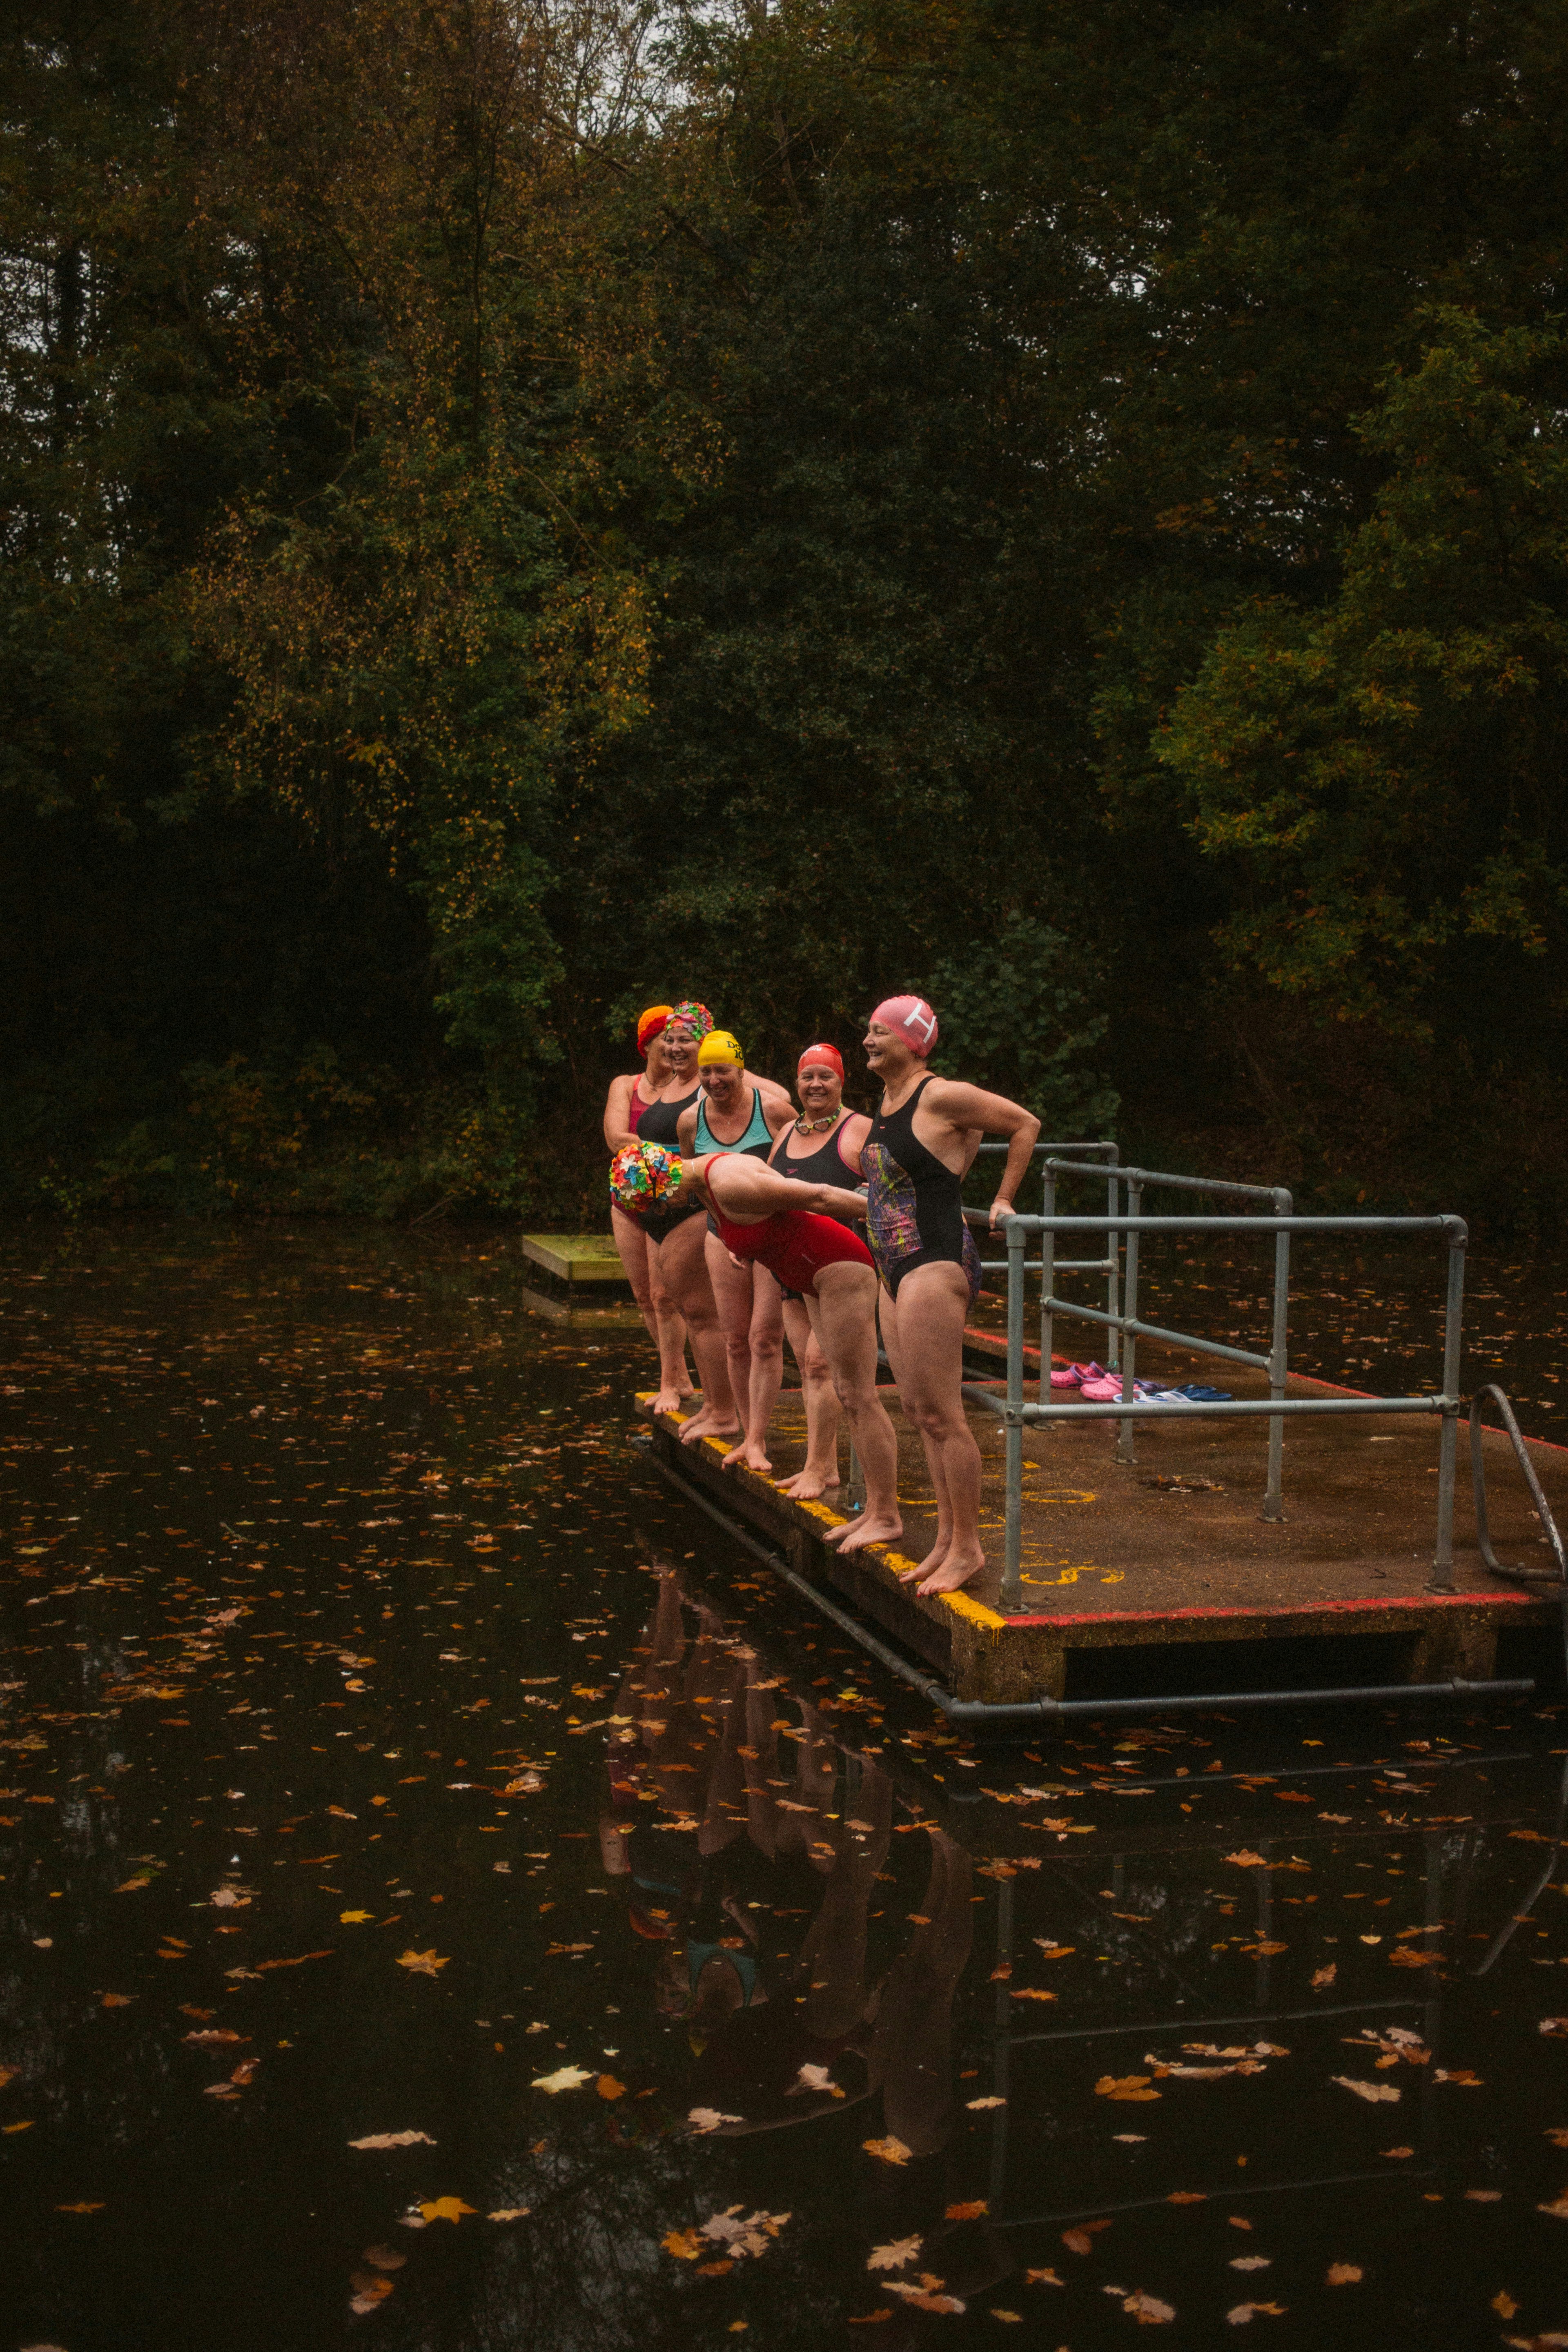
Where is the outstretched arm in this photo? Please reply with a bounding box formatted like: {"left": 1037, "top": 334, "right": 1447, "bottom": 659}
{"left": 703, "top": 1153, "right": 837, "bottom": 1222}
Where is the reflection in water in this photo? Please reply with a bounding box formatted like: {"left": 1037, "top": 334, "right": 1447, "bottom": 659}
{"left": 3, "top": 1229, "right": 1568, "bottom": 2349}
{"left": 603, "top": 1568, "right": 971, "bottom": 2158}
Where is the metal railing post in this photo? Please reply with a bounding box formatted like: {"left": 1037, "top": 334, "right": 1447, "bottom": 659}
{"left": 1428, "top": 1221, "right": 1468, "bottom": 1594}
{"left": 1040, "top": 1166, "right": 1056, "bottom": 1391}
{"left": 1105, "top": 1165, "right": 1121, "bottom": 1371}
{"left": 1116, "top": 1181, "right": 1142, "bottom": 1465}
{"left": 1002, "top": 1215, "right": 1026, "bottom": 1611}
{"left": 1263, "top": 1188, "right": 1292, "bottom": 1523}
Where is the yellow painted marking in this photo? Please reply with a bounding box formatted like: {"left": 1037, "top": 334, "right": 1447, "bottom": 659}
{"left": 1023, "top": 1564, "right": 1123, "bottom": 1589}
{"left": 1023, "top": 1486, "right": 1100, "bottom": 1505}
{"left": 942, "top": 1590, "right": 1007, "bottom": 1630}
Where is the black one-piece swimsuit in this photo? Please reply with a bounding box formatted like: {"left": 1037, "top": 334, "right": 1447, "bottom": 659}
{"left": 862, "top": 1075, "right": 982, "bottom": 1303}
{"left": 633, "top": 1086, "right": 704, "bottom": 1242}
{"left": 766, "top": 1116, "right": 863, "bottom": 1301}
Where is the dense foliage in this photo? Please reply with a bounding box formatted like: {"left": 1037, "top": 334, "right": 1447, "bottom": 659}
{"left": 5, "top": 0, "right": 1567, "bottom": 1222}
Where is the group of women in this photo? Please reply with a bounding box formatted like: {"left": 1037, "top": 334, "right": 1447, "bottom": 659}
{"left": 601, "top": 996, "right": 1039, "bottom": 1597}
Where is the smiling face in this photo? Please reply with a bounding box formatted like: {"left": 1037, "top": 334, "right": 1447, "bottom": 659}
{"left": 862, "top": 1018, "right": 904, "bottom": 1078}
{"left": 644, "top": 1031, "right": 672, "bottom": 1083}
{"left": 699, "top": 1060, "right": 743, "bottom": 1113}
{"left": 797, "top": 1061, "right": 843, "bottom": 1118}
{"left": 663, "top": 1022, "right": 697, "bottom": 1081}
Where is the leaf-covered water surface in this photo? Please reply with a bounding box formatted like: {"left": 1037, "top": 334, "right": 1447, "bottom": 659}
{"left": 2, "top": 1227, "right": 1568, "bottom": 2350}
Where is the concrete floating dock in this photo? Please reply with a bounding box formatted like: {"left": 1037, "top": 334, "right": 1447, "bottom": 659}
{"left": 642, "top": 1335, "right": 1564, "bottom": 1706}
{"left": 520, "top": 1232, "right": 629, "bottom": 1285}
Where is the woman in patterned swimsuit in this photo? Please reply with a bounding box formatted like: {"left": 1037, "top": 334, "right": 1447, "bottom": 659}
{"left": 849, "top": 996, "right": 1039, "bottom": 1595}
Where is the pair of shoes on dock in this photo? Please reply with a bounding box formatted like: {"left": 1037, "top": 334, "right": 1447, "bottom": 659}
{"left": 1049, "top": 1360, "right": 1105, "bottom": 1390}
{"left": 1135, "top": 1380, "right": 1233, "bottom": 1405}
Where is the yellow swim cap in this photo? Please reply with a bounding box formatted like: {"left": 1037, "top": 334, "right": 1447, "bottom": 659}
{"left": 697, "top": 1029, "right": 744, "bottom": 1068}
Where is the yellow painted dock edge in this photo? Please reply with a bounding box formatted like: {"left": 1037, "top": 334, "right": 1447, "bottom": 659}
{"left": 641, "top": 1394, "right": 1007, "bottom": 1637}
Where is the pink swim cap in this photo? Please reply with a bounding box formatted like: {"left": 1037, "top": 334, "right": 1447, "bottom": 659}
{"left": 869, "top": 996, "right": 939, "bottom": 1057}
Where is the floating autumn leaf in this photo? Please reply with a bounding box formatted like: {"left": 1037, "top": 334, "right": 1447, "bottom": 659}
{"left": 688, "top": 2109, "right": 743, "bottom": 2134}
{"left": 944, "top": 2201, "right": 987, "bottom": 2222}
{"left": 1538, "top": 2189, "right": 1568, "bottom": 2221}
{"left": 1062, "top": 2224, "right": 1112, "bottom": 2255}
{"left": 1011, "top": 1988, "right": 1058, "bottom": 2003}
{"left": 1389, "top": 1946, "right": 1440, "bottom": 1969}
{"left": 663, "top": 2230, "right": 704, "bottom": 2261}
{"left": 56, "top": 2202, "right": 105, "bottom": 2214}
{"left": 699, "top": 2208, "right": 791, "bottom": 2262}
{"left": 1119, "top": 2290, "right": 1175, "bottom": 2324}
{"left": 340, "top": 1911, "right": 374, "bottom": 1924}
{"left": 1464, "top": 2189, "right": 1502, "bottom": 2202}
{"left": 418, "top": 2198, "right": 475, "bottom": 2223}
{"left": 868, "top": 2238, "right": 922, "bottom": 2272}
{"left": 787, "top": 2062, "right": 840, "bottom": 2098}
{"left": 0, "top": 2068, "right": 15, "bottom": 2091}
{"left": 1333, "top": 2078, "right": 1400, "bottom": 2103}
{"left": 1380, "top": 2146, "right": 1414, "bottom": 2160}
{"left": 1167, "top": 2192, "right": 1207, "bottom": 2206}
{"left": 863, "top": 2136, "right": 912, "bottom": 2166}
{"left": 361, "top": 2247, "right": 406, "bottom": 2272}
{"left": 1326, "top": 2263, "right": 1363, "bottom": 2284}
{"left": 887, "top": 2283, "right": 965, "bottom": 2314}
{"left": 349, "top": 2274, "right": 393, "bottom": 2311}
{"left": 1230, "top": 2258, "right": 1272, "bottom": 2272}
{"left": 488, "top": 2207, "right": 530, "bottom": 2221}
{"left": 966, "top": 2096, "right": 1006, "bottom": 2110}
{"left": 1025, "top": 2267, "right": 1065, "bottom": 2286}
{"left": 349, "top": 2130, "right": 435, "bottom": 2149}
{"left": 210, "top": 1888, "right": 250, "bottom": 1909}
{"left": 396, "top": 1949, "right": 448, "bottom": 1977}
{"left": 1241, "top": 1941, "right": 1287, "bottom": 1958}
{"left": 1312, "top": 1964, "right": 1337, "bottom": 1989}
{"left": 1095, "top": 2075, "right": 1160, "bottom": 2102}
{"left": 596, "top": 2076, "right": 626, "bottom": 2101}
{"left": 100, "top": 1993, "right": 134, "bottom": 2009}
{"left": 991, "top": 2312, "right": 1022, "bottom": 2323}
{"left": 1494, "top": 2293, "right": 1520, "bottom": 2318}
{"left": 184, "top": 2029, "right": 245, "bottom": 2047}
{"left": 847, "top": 2312, "right": 893, "bottom": 2326}
{"left": 1225, "top": 1851, "right": 1267, "bottom": 1869}
{"left": 531, "top": 2065, "right": 592, "bottom": 2094}
{"left": 1227, "top": 2303, "right": 1287, "bottom": 2324}
{"left": 1548, "top": 2129, "right": 1568, "bottom": 2149}
{"left": 1540, "top": 2019, "right": 1568, "bottom": 2039}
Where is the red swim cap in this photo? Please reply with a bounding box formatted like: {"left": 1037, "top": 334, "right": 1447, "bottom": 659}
{"left": 869, "top": 996, "right": 939, "bottom": 1057}
{"left": 797, "top": 1042, "right": 844, "bottom": 1079}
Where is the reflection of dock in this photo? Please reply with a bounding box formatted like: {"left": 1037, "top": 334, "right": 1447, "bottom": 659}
{"left": 630, "top": 1560, "right": 1555, "bottom": 2250}
{"left": 642, "top": 1348, "right": 1561, "bottom": 1712}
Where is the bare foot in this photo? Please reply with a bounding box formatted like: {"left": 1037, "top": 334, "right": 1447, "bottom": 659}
{"left": 827, "top": 1510, "right": 904, "bottom": 1556}
{"left": 897, "top": 1532, "right": 951, "bottom": 1584}
{"left": 680, "top": 1405, "right": 739, "bottom": 1446}
{"left": 774, "top": 1466, "right": 840, "bottom": 1501}
{"left": 722, "top": 1437, "right": 774, "bottom": 1475}
{"left": 916, "top": 1547, "right": 984, "bottom": 1596}
{"left": 652, "top": 1383, "right": 688, "bottom": 1414}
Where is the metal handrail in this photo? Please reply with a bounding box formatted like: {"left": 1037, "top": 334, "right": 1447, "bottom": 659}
{"left": 1469, "top": 1384, "right": 1568, "bottom": 1587}
{"left": 967, "top": 1207, "right": 1468, "bottom": 1610}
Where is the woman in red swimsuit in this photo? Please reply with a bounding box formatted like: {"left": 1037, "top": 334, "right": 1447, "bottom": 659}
{"left": 609, "top": 1140, "right": 903, "bottom": 1554}
{"left": 765, "top": 1044, "right": 871, "bottom": 1503}
{"left": 602, "top": 1006, "right": 694, "bottom": 1412}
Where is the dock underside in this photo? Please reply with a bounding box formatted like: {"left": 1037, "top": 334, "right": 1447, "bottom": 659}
{"left": 641, "top": 1340, "right": 1563, "bottom": 1707}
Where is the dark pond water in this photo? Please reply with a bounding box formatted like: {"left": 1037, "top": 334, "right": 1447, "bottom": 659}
{"left": 3, "top": 1227, "right": 1568, "bottom": 2352}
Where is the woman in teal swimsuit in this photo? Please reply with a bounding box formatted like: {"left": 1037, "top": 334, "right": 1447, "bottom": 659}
{"left": 677, "top": 1029, "right": 795, "bottom": 1474}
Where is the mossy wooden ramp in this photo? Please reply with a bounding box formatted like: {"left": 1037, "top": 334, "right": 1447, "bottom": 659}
{"left": 639, "top": 1364, "right": 1561, "bottom": 1707}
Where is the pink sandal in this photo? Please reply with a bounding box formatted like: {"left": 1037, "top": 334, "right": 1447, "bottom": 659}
{"left": 1049, "top": 1360, "right": 1104, "bottom": 1390}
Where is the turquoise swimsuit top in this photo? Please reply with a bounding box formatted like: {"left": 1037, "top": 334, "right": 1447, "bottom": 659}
{"left": 695, "top": 1083, "right": 773, "bottom": 1160}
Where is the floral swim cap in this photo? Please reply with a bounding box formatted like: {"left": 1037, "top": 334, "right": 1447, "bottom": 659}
{"left": 666, "top": 1000, "right": 714, "bottom": 1041}
{"left": 610, "top": 1140, "right": 684, "bottom": 1212}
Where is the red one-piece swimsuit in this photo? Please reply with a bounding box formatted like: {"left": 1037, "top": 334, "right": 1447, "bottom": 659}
{"left": 704, "top": 1155, "right": 873, "bottom": 1296}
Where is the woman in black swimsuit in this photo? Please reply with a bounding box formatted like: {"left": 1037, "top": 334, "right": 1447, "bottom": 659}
{"left": 637, "top": 1003, "right": 738, "bottom": 1448}
{"left": 843, "top": 996, "right": 1039, "bottom": 1595}
{"left": 765, "top": 1044, "right": 871, "bottom": 1502}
